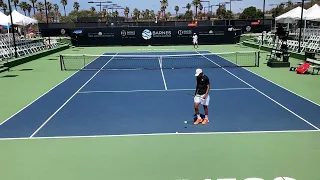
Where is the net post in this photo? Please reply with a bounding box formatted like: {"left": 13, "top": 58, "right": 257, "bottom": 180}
{"left": 60, "top": 55, "right": 63, "bottom": 71}
{"left": 256, "top": 51, "right": 260, "bottom": 67}
{"left": 83, "top": 55, "right": 86, "bottom": 68}
{"left": 236, "top": 52, "right": 238, "bottom": 65}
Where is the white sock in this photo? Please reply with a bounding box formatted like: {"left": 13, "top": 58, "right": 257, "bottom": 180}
{"left": 205, "top": 115, "right": 208, "bottom": 119}
{"left": 197, "top": 114, "right": 201, "bottom": 119}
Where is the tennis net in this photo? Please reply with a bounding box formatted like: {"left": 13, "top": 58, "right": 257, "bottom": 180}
{"left": 60, "top": 51, "right": 260, "bottom": 71}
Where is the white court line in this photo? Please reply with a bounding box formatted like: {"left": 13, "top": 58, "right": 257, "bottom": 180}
{"left": 29, "top": 53, "right": 119, "bottom": 138}
{"left": 158, "top": 57, "right": 168, "bottom": 90}
{"left": 0, "top": 129, "right": 319, "bottom": 141}
{"left": 77, "top": 87, "right": 254, "bottom": 94}
{"left": 197, "top": 51, "right": 320, "bottom": 130}
{"left": 0, "top": 53, "right": 107, "bottom": 127}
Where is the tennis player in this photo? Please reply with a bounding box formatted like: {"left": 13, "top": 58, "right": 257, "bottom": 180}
{"left": 194, "top": 68, "right": 210, "bottom": 125}
{"left": 192, "top": 33, "right": 198, "bottom": 49}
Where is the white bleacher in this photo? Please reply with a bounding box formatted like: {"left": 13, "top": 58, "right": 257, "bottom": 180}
{"left": 256, "top": 27, "right": 320, "bottom": 54}
{"left": 0, "top": 33, "right": 60, "bottom": 61}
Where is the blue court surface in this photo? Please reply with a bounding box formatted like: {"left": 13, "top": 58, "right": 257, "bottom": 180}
{"left": 0, "top": 50, "right": 319, "bottom": 139}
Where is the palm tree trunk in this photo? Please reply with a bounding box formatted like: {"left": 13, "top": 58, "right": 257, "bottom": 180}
{"left": 33, "top": 3, "right": 35, "bottom": 15}
{"left": 64, "top": 6, "right": 66, "bottom": 16}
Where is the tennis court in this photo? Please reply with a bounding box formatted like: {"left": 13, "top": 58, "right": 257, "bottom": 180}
{"left": 0, "top": 49, "right": 319, "bottom": 180}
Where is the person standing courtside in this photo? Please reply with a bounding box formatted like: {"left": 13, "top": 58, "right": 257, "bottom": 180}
{"left": 194, "top": 68, "right": 210, "bottom": 125}
{"left": 192, "top": 33, "right": 198, "bottom": 49}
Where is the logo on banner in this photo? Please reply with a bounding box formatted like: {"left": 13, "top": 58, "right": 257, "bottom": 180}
{"left": 142, "top": 29, "right": 152, "bottom": 40}
{"left": 121, "top": 30, "right": 136, "bottom": 37}
{"left": 178, "top": 30, "right": 192, "bottom": 36}
{"left": 121, "top": 30, "right": 126, "bottom": 36}
{"left": 142, "top": 29, "right": 172, "bottom": 40}
{"left": 246, "top": 26, "right": 251, "bottom": 32}
{"left": 61, "top": 29, "right": 66, "bottom": 35}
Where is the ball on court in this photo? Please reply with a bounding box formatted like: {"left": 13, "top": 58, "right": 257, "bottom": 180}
{"left": 184, "top": 121, "right": 188, "bottom": 124}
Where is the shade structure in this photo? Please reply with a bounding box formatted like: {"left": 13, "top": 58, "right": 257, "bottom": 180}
{"left": 275, "top": 6, "right": 307, "bottom": 23}
{"left": 10, "top": 10, "right": 38, "bottom": 26}
{"left": 0, "top": 11, "right": 10, "bottom": 26}
{"left": 304, "top": 4, "right": 320, "bottom": 21}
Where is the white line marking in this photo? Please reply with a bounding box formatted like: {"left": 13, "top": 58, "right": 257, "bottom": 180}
{"left": 77, "top": 87, "right": 254, "bottom": 94}
{"left": 0, "top": 52, "right": 107, "bottom": 127}
{"left": 198, "top": 51, "right": 320, "bottom": 130}
{"left": 1, "top": 129, "right": 319, "bottom": 141}
{"left": 29, "top": 53, "right": 119, "bottom": 138}
{"left": 158, "top": 57, "right": 168, "bottom": 90}
{"left": 207, "top": 50, "right": 320, "bottom": 107}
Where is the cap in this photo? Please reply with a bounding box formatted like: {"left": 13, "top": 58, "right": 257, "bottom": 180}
{"left": 195, "top": 68, "right": 202, "bottom": 76}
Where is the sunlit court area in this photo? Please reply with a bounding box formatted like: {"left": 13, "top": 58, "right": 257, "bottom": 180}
{"left": 0, "top": 0, "right": 320, "bottom": 180}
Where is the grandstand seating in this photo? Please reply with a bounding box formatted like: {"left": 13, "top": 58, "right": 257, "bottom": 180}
{"left": 0, "top": 33, "right": 59, "bottom": 62}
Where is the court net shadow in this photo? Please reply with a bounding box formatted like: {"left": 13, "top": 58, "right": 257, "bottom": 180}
{"left": 1, "top": 74, "right": 18, "bottom": 78}
{"left": 19, "top": 68, "right": 33, "bottom": 71}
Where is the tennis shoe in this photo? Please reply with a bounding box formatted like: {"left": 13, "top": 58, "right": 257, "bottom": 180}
{"left": 202, "top": 118, "right": 209, "bottom": 125}
{"left": 194, "top": 118, "right": 203, "bottom": 125}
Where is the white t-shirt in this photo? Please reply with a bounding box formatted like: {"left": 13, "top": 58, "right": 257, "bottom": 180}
{"left": 193, "top": 35, "right": 198, "bottom": 43}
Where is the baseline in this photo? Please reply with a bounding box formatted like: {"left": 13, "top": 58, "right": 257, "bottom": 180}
{"left": 0, "top": 129, "right": 318, "bottom": 141}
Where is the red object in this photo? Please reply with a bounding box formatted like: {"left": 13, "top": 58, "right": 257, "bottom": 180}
{"left": 296, "top": 62, "right": 310, "bottom": 74}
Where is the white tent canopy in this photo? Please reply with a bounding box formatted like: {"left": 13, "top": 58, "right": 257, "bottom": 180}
{"left": 275, "top": 6, "right": 306, "bottom": 23}
{"left": 0, "top": 11, "right": 10, "bottom": 26}
{"left": 10, "top": 10, "right": 38, "bottom": 26}
{"left": 304, "top": 4, "right": 320, "bottom": 21}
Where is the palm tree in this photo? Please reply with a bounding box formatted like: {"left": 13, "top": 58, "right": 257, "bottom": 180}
{"left": 36, "top": 1, "right": 44, "bottom": 20}
{"left": 186, "top": 3, "right": 191, "bottom": 11}
{"left": 150, "top": 10, "right": 155, "bottom": 19}
{"left": 112, "top": 10, "right": 118, "bottom": 17}
{"left": 192, "top": 0, "right": 201, "bottom": 19}
{"left": 19, "top": 2, "right": 28, "bottom": 15}
{"left": 174, "top": 5, "right": 179, "bottom": 16}
{"left": 53, "top": 4, "right": 59, "bottom": 21}
{"left": 144, "top": 9, "right": 150, "bottom": 19}
{"left": 46, "top": 2, "right": 52, "bottom": 12}
{"left": 27, "top": 3, "right": 32, "bottom": 16}
{"left": 124, "top": 7, "right": 129, "bottom": 18}
{"left": 12, "top": 0, "right": 19, "bottom": 10}
{"left": 133, "top": 8, "right": 139, "bottom": 19}
{"left": 90, "top": 6, "right": 95, "bottom": 16}
{"left": 160, "top": 0, "right": 168, "bottom": 18}
{"left": 101, "top": 8, "right": 106, "bottom": 17}
{"left": 60, "top": 0, "right": 67, "bottom": 16}
{"left": 29, "top": 0, "right": 37, "bottom": 15}
{"left": 73, "top": 2, "right": 79, "bottom": 11}
{"left": 2, "top": 3, "right": 8, "bottom": 13}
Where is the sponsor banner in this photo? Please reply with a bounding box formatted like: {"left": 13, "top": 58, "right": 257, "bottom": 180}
{"left": 88, "top": 31, "right": 115, "bottom": 38}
